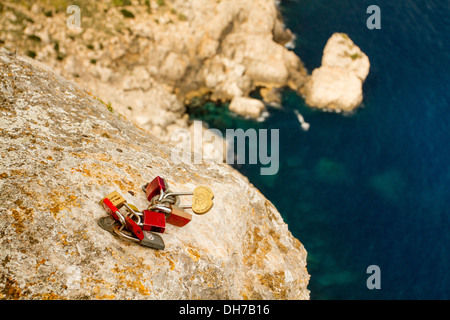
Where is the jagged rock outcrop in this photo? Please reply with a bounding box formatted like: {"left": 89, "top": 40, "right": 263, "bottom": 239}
{"left": 301, "top": 33, "right": 370, "bottom": 113}
{"left": 0, "top": 0, "right": 306, "bottom": 133}
{"left": 0, "top": 49, "right": 309, "bottom": 299}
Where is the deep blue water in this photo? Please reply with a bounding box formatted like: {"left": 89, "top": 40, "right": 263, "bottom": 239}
{"left": 190, "top": 0, "right": 450, "bottom": 299}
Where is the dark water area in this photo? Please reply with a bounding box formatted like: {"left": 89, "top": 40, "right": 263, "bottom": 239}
{"left": 189, "top": 0, "right": 450, "bottom": 299}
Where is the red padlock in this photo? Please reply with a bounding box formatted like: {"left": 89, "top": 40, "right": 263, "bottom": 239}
{"left": 125, "top": 216, "right": 145, "bottom": 241}
{"left": 140, "top": 210, "right": 166, "bottom": 233}
{"left": 101, "top": 198, "right": 125, "bottom": 224}
{"left": 166, "top": 205, "right": 192, "bottom": 227}
{"left": 143, "top": 176, "right": 166, "bottom": 202}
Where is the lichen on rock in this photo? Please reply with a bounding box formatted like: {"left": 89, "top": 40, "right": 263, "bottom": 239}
{"left": 0, "top": 49, "right": 309, "bottom": 300}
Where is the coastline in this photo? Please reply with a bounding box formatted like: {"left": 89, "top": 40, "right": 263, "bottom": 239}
{"left": 0, "top": 0, "right": 312, "bottom": 300}
{"left": 0, "top": 0, "right": 308, "bottom": 141}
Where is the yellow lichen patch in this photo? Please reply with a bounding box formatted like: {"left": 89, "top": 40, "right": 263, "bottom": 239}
{"left": 111, "top": 265, "right": 152, "bottom": 296}
{"left": 10, "top": 209, "right": 25, "bottom": 234}
{"left": 195, "top": 266, "right": 222, "bottom": 289}
{"left": 82, "top": 276, "right": 115, "bottom": 295}
{"left": 239, "top": 271, "right": 288, "bottom": 300}
{"left": 95, "top": 294, "right": 116, "bottom": 299}
{"left": 154, "top": 148, "right": 168, "bottom": 159}
{"left": 167, "top": 257, "right": 176, "bottom": 271}
{"left": 130, "top": 279, "right": 151, "bottom": 296}
{"left": 107, "top": 252, "right": 155, "bottom": 296}
{"left": 240, "top": 282, "right": 263, "bottom": 300}
{"left": 185, "top": 246, "right": 201, "bottom": 262}
{"left": 70, "top": 160, "right": 141, "bottom": 193}
{"left": 10, "top": 204, "right": 34, "bottom": 234}
{"left": 152, "top": 250, "right": 165, "bottom": 259}
{"left": 264, "top": 200, "right": 278, "bottom": 221}
{"left": 95, "top": 153, "right": 115, "bottom": 162}
{"left": 113, "top": 162, "right": 146, "bottom": 184}
{"left": 268, "top": 229, "right": 288, "bottom": 254}
{"left": 257, "top": 271, "right": 287, "bottom": 299}
{"left": 242, "top": 227, "right": 273, "bottom": 270}
{"left": 58, "top": 233, "right": 70, "bottom": 246}
{"left": 240, "top": 291, "right": 249, "bottom": 300}
{"left": 130, "top": 121, "right": 148, "bottom": 133}
{"left": 35, "top": 258, "right": 46, "bottom": 270}
{"left": 36, "top": 292, "right": 66, "bottom": 300}
{"left": 45, "top": 188, "right": 81, "bottom": 218}
{"left": 153, "top": 251, "right": 177, "bottom": 270}
{"left": 3, "top": 277, "right": 23, "bottom": 299}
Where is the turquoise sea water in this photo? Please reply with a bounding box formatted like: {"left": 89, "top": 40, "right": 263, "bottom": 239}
{"left": 190, "top": 0, "right": 450, "bottom": 299}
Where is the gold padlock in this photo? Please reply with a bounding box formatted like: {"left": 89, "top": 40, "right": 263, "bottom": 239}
{"left": 100, "top": 191, "right": 126, "bottom": 209}
{"left": 191, "top": 186, "right": 214, "bottom": 215}
{"left": 156, "top": 186, "right": 214, "bottom": 215}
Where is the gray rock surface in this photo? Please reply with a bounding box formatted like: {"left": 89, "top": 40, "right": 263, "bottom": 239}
{"left": 0, "top": 49, "right": 309, "bottom": 299}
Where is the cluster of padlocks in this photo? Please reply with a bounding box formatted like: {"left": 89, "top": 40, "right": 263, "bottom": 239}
{"left": 97, "top": 176, "right": 214, "bottom": 250}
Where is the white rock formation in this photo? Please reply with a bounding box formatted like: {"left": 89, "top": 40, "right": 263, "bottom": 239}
{"left": 228, "top": 96, "right": 266, "bottom": 119}
{"left": 294, "top": 110, "right": 310, "bottom": 132}
{"left": 0, "top": 49, "right": 310, "bottom": 300}
{"left": 302, "top": 33, "right": 370, "bottom": 112}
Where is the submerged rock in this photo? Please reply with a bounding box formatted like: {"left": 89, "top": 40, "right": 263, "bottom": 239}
{"left": 0, "top": 49, "right": 309, "bottom": 299}
{"left": 368, "top": 169, "right": 406, "bottom": 204}
{"left": 302, "top": 33, "right": 370, "bottom": 112}
{"left": 315, "top": 157, "right": 353, "bottom": 185}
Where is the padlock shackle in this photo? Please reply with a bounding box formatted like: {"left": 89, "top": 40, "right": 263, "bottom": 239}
{"left": 143, "top": 176, "right": 167, "bottom": 201}
{"left": 123, "top": 203, "right": 146, "bottom": 228}
{"left": 115, "top": 211, "right": 127, "bottom": 227}
{"left": 114, "top": 224, "right": 140, "bottom": 243}
{"left": 162, "top": 192, "right": 193, "bottom": 198}
{"left": 147, "top": 203, "right": 172, "bottom": 214}
{"left": 123, "top": 203, "right": 137, "bottom": 213}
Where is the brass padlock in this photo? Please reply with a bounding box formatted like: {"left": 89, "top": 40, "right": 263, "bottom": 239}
{"left": 100, "top": 191, "right": 126, "bottom": 210}
{"left": 160, "top": 186, "right": 214, "bottom": 215}
{"left": 191, "top": 186, "right": 214, "bottom": 215}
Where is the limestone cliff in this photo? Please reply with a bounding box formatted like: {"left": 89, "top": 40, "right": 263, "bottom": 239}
{"left": 0, "top": 49, "right": 309, "bottom": 299}
{"left": 0, "top": 0, "right": 306, "bottom": 137}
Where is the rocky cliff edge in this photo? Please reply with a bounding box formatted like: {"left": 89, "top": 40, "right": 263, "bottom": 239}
{"left": 0, "top": 49, "right": 309, "bottom": 299}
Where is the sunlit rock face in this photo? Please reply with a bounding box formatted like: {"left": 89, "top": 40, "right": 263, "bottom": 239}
{"left": 302, "top": 33, "right": 370, "bottom": 113}
{"left": 0, "top": 49, "right": 309, "bottom": 300}
{"left": 0, "top": 0, "right": 307, "bottom": 130}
